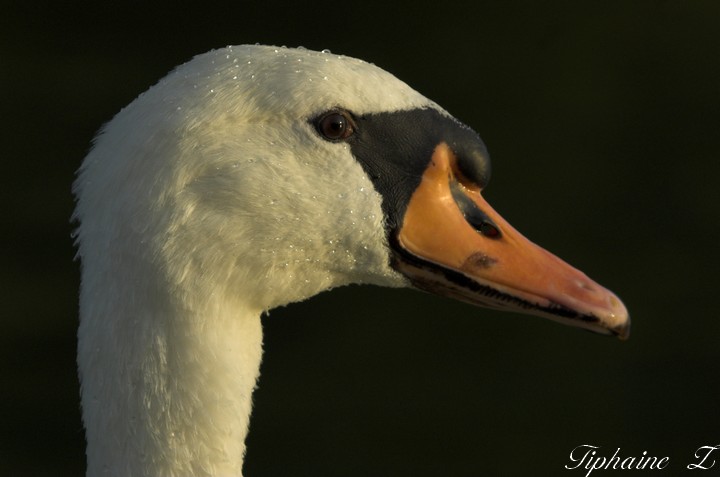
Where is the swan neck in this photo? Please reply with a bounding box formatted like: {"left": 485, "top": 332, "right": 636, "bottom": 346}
{"left": 79, "top": 292, "right": 263, "bottom": 477}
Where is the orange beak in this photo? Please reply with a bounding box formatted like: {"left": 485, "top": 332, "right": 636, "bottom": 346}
{"left": 394, "top": 142, "right": 630, "bottom": 339}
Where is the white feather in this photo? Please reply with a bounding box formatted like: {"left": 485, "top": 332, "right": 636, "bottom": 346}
{"left": 73, "top": 45, "right": 443, "bottom": 476}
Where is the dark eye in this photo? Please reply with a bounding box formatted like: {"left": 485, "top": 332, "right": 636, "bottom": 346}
{"left": 315, "top": 111, "right": 355, "bottom": 141}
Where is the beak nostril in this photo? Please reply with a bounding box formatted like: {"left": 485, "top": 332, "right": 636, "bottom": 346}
{"left": 449, "top": 179, "right": 502, "bottom": 240}
{"left": 479, "top": 222, "right": 500, "bottom": 238}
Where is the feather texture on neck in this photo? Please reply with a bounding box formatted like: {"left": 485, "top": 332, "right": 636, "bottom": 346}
{"left": 73, "top": 45, "right": 423, "bottom": 475}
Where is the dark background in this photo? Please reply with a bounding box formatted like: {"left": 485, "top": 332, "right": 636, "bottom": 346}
{"left": 3, "top": 1, "right": 719, "bottom": 475}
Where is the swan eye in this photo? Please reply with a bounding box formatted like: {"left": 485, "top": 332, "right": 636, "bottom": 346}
{"left": 315, "top": 111, "right": 355, "bottom": 141}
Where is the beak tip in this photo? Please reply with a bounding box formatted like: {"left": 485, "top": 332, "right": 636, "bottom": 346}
{"left": 600, "top": 296, "right": 630, "bottom": 340}
{"left": 609, "top": 296, "right": 631, "bottom": 340}
{"left": 614, "top": 317, "right": 631, "bottom": 340}
{"left": 585, "top": 287, "right": 630, "bottom": 340}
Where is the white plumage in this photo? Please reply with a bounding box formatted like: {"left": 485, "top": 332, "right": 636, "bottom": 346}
{"left": 73, "top": 45, "right": 628, "bottom": 476}
{"left": 74, "top": 45, "right": 436, "bottom": 476}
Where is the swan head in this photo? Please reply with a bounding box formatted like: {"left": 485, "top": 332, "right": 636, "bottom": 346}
{"left": 74, "top": 44, "right": 628, "bottom": 336}
{"left": 73, "top": 45, "right": 630, "bottom": 476}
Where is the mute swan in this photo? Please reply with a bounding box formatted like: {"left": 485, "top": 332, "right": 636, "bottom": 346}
{"left": 73, "top": 45, "right": 629, "bottom": 476}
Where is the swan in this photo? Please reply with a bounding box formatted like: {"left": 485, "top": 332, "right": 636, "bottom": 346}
{"left": 72, "top": 44, "right": 629, "bottom": 476}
